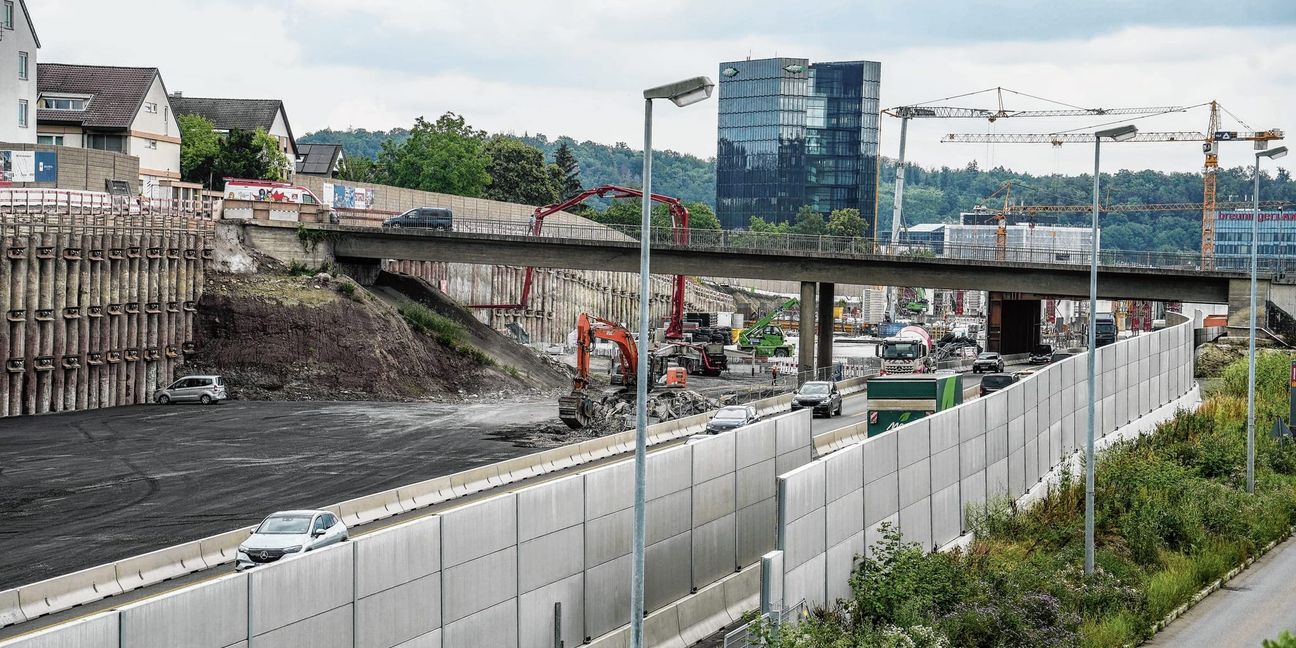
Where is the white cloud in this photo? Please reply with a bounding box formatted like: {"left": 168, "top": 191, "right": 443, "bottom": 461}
{"left": 34, "top": 1, "right": 1294, "bottom": 180}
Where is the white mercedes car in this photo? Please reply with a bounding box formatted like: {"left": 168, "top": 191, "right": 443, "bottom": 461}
{"left": 235, "top": 510, "right": 348, "bottom": 570}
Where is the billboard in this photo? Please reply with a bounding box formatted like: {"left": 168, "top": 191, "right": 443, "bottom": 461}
{"left": 1, "top": 151, "right": 57, "bottom": 183}
{"left": 321, "top": 182, "right": 376, "bottom": 210}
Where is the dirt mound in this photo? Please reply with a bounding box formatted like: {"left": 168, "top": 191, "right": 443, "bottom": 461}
{"left": 187, "top": 272, "right": 530, "bottom": 401}
{"left": 1195, "top": 342, "right": 1246, "bottom": 379}
{"left": 576, "top": 388, "right": 721, "bottom": 436}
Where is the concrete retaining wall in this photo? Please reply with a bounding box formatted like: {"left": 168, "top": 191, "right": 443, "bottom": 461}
{"left": 1, "top": 409, "right": 815, "bottom": 648}
{"left": 775, "top": 316, "right": 1194, "bottom": 609}
{"left": 0, "top": 226, "right": 207, "bottom": 417}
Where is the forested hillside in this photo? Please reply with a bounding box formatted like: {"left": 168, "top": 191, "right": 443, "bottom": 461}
{"left": 299, "top": 124, "right": 1296, "bottom": 252}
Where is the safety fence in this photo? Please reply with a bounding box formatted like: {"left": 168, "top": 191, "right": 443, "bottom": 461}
{"left": 770, "top": 314, "right": 1194, "bottom": 612}
{"left": 0, "top": 391, "right": 797, "bottom": 634}
{"left": 0, "top": 409, "right": 817, "bottom": 648}
{"left": 0, "top": 189, "right": 217, "bottom": 225}
{"left": 379, "top": 218, "right": 1268, "bottom": 276}
{"left": 722, "top": 600, "right": 807, "bottom": 648}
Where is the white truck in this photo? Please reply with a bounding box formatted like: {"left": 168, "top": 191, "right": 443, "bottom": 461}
{"left": 877, "top": 325, "right": 933, "bottom": 375}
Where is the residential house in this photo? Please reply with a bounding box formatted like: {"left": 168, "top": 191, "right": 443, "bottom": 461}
{"left": 295, "top": 143, "right": 344, "bottom": 178}
{"left": 36, "top": 63, "right": 181, "bottom": 196}
{"left": 1, "top": 0, "right": 40, "bottom": 144}
{"left": 169, "top": 95, "right": 297, "bottom": 179}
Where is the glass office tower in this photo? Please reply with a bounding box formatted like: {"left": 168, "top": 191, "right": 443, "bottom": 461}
{"left": 716, "top": 57, "right": 881, "bottom": 231}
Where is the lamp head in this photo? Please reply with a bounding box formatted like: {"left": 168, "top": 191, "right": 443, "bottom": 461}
{"left": 1096, "top": 125, "right": 1138, "bottom": 142}
{"left": 1258, "top": 146, "right": 1288, "bottom": 160}
{"left": 644, "top": 76, "right": 716, "bottom": 108}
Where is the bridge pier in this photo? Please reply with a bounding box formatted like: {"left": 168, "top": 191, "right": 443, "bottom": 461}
{"left": 817, "top": 282, "right": 834, "bottom": 375}
{"left": 798, "top": 282, "right": 816, "bottom": 381}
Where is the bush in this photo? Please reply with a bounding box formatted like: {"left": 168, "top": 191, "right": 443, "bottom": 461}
{"left": 399, "top": 302, "right": 464, "bottom": 345}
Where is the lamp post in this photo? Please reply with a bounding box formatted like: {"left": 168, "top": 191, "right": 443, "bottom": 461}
{"left": 1085, "top": 124, "right": 1138, "bottom": 576}
{"left": 631, "top": 75, "right": 714, "bottom": 648}
{"left": 1248, "top": 145, "right": 1288, "bottom": 494}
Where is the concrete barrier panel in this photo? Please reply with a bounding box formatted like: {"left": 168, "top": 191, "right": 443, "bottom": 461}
{"left": 120, "top": 573, "right": 248, "bottom": 648}
{"left": 676, "top": 579, "right": 733, "bottom": 646}
{"left": 736, "top": 498, "right": 777, "bottom": 566}
{"left": 1008, "top": 447, "right": 1025, "bottom": 497}
{"left": 253, "top": 603, "right": 352, "bottom": 648}
{"left": 0, "top": 611, "right": 119, "bottom": 648}
{"left": 899, "top": 458, "right": 931, "bottom": 511}
{"left": 776, "top": 445, "right": 814, "bottom": 476}
{"left": 986, "top": 415, "right": 1008, "bottom": 465}
{"left": 775, "top": 411, "right": 813, "bottom": 456}
{"left": 692, "top": 514, "right": 738, "bottom": 587}
{"left": 440, "top": 493, "right": 516, "bottom": 569}
{"left": 864, "top": 473, "right": 899, "bottom": 527}
{"left": 646, "top": 532, "right": 692, "bottom": 611}
{"left": 441, "top": 547, "right": 517, "bottom": 625}
{"left": 736, "top": 458, "right": 776, "bottom": 509}
{"left": 959, "top": 435, "right": 986, "bottom": 479}
{"left": 782, "top": 553, "right": 826, "bottom": 609}
{"left": 585, "top": 508, "right": 631, "bottom": 570}
{"left": 931, "top": 484, "right": 961, "bottom": 546}
{"left": 517, "top": 474, "right": 584, "bottom": 543}
{"left": 643, "top": 605, "right": 685, "bottom": 648}
{"left": 692, "top": 432, "right": 736, "bottom": 485}
{"left": 250, "top": 541, "right": 353, "bottom": 636}
{"left": 356, "top": 572, "right": 441, "bottom": 648}
{"left": 987, "top": 458, "right": 1009, "bottom": 500}
{"left": 930, "top": 410, "right": 959, "bottom": 453}
{"left": 826, "top": 443, "right": 864, "bottom": 501}
{"left": 862, "top": 432, "right": 898, "bottom": 484}
{"left": 584, "top": 554, "right": 631, "bottom": 638}
{"left": 866, "top": 514, "right": 899, "bottom": 556}
{"left": 825, "top": 532, "right": 865, "bottom": 602}
{"left": 985, "top": 390, "right": 1008, "bottom": 434}
{"left": 735, "top": 421, "right": 776, "bottom": 469}
{"left": 958, "top": 399, "right": 986, "bottom": 444}
{"left": 1008, "top": 382, "right": 1024, "bottom": 423}
{"left": 441, "top": 599, "right": 517, "bottom": 648}
{"left": 930, "top": 446, "right": 959, "bottom": 493}
{"left": 518, "top": 525, "right": 584, "bottom": 593}
{"left": 585, "top": 460, "right": 633, "bottom": 521}
{"left": 693, "top": 474, "right": 736, "bottom": 529}
{"left": 390, "top": 631, "right": 439, "bottom": 648}
{"left": 336, "top": 490, "right": 406, "bottom": 527}
{"left": 782, "top": 507, "right": 826, "bottom": 572}
{"left": 897, "top": 419, "right": 931, "bottom": 468}
{"left": 197, "top": 526, "right": 255, "bottom": 569}
{"left": 959, "top": 471, "right": 987, "bottom": 529}
{"left": 1023, "top": 436, "right": 1039, "bottom": 491}
{"left": 899, "top": 497, "right": 933, "bottom": 551}
{"left": 779, "top": 462, "right": 826, "bottom": 526}
{"left": 17, "top": 563, "right": 124, "bottom": 621}
{"left": 826, "top": 489, "right": 865, "bottom": 549}
{"left": 518, "top": 573, "right": 583, "bottom": 648}
{"left": 396, "top": 476, "right": 453, "bottom": 511}
{"left": 647, "top": 445, "right": 693, "bottom": 500}
{"left": 355, "top": 516, "right": 440, "bottom": 599}
{"left": 648, "top": 490, "right": 693, "bottom": 546}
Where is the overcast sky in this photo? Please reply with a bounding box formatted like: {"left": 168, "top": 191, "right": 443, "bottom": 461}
{"left": 35, "top": 0, "right": 1296, "bottom": 177}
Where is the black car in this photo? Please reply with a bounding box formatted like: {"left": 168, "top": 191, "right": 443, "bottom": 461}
{"left": 1028, "top": 344, "right": 1054, "bottom": 365}
{"left": 705, "top": 405, "right": 758, "bottom": 434}
{"left": 792, "top": 381, "right": 842, "bottom": 418}
{"left": 979, "top": 372, "right": 1019, "bottom": 397}
{"left": 383, "top": 207, "right": 453, "bottom": 231}
{"left": 972, "top": 352, "right": 1004, "bottom": 374}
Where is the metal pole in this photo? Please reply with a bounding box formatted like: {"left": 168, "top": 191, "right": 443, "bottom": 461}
{"left": 887, "top": 117, "right": 909, "bottom": 324}
{"left": 1248, "top": 155, "right": 1259, "bottom": 494}
{"left": 629, "top": 97, "right": 652, "bottom": 648}
{"left": 1085, "top": 134, "right": 1100, "bottom": 576}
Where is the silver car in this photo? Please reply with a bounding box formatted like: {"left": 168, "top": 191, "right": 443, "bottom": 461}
{"left": 154, "top": 375, "right": 226, "bottom": 405}
{"left": 236, "top": 510, "right": 349, "bottom": 570}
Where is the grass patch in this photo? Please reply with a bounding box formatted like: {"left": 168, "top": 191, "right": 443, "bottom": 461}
{"left": 399, "top": 302, "right": 494, "bottom": 366}
{"left": 755, "top": 350, "right": 1296, "bottom": 648}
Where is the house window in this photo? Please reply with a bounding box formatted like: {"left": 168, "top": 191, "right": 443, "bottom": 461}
{"left": 17, "top": 99, "right": 27, "bottom": 128}
{"left": 86, "top": 133, "right": 126, "bottom": 153}
{"left": 37, "top": 134, "right": 65, "bottom": 146}
{"left": 18, "top": 51, "right": 27, "bottom": 80}
{"left": 145, "top": 139, "right": 158, "bottom": 149}
{"left": 3, "top": 2, "right": 13, "bottom": 30}
{"left": 41, "top": 97, "right": 88, "bottom": 111}
{"left": 144, "top": 102, "right": 157, "bottom": 114}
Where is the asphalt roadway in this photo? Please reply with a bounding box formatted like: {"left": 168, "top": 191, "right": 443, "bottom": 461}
{"left": 1146, "top": 535, "right": 1296, "bottom": 647}
{"left": 0, "top": 399, "right": 559, "bottom": 590}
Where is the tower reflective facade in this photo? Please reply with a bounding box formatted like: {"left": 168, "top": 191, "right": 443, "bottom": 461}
{"left": 716, "top": 57, "right": 880, "bottom": 231}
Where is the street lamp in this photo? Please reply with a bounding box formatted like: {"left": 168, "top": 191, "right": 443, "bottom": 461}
{"left": 1085, "top": 124, "right": 1137, "bottom": 576}
{"left": 630, "top": 75, "right": 714, "bottom": 648}
{"left": 1248, "top": 145, "right": 1288, "bottom": 494}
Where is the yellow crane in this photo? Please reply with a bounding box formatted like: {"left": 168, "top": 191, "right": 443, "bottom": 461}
{"left": 943, "top": 101, "right": 1285, "bottom": 268}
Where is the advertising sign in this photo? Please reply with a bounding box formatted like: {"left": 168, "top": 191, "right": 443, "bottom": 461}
{"left": 35, "top": 151, "right": 57, "bottom": 182}
{"left": 0, "top": 151, "right": 36, "bottom": 182}
{"left": 321, "top": 182, "right": 376, "bottom": 210}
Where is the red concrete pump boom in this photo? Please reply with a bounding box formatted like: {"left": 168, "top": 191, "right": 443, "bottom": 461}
{"left": 470, "top": 185, "right": 691, "bottom": 339}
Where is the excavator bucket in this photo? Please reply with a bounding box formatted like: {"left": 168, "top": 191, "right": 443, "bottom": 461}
{"left": 559, "top": 389, "right": 596, "bottom": 429}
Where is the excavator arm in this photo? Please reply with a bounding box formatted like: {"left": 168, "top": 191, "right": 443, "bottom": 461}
{"left": 561, "top": 312, "right": 659, "bottom": 429}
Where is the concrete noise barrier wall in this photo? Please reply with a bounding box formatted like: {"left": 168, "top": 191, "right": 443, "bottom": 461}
{"left": 775, "top": 315, "right": 1194, "bottom": 609}
{"left": 1, "top": 409, "right": 816, "bottom": 648}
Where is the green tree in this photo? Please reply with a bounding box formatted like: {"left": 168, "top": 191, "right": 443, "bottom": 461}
{"left": 253, "top": 129, "right": 291, "bottom": 181}
{"left": 483, "top": 136, "right": 559, "bottom": 205}
{"left": 1264, "top": 632, "right": 1296, "bottom": 648}
{"left": 684, "top": 201, "right": 720, "bottom": 230}
{"left": 789, "top": 205, "right": 826, "bottom": 236}
{"left": 209, "top": 129, "right": 275, "bottom": 190}
{"left": 177, "top": 114, "right": 219, "bottom": 186}
{"left": 334, "top": 156, "right": 376, "bottom": 183}
{"left": 375, "top": 113, "right": 491, "bottom": 196}
{"left": 553, "top": 141, "right": 582, "bottom": 200}
{"left": 827, "top": 207, "right": 867, "bottom": 238}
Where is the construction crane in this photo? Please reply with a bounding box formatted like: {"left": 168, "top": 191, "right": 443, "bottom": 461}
{"left": 469, "top": 184, "right": 692, "bottom": 339}
{"left": 942, "top": 101, "right": 1285, "bottom": 267}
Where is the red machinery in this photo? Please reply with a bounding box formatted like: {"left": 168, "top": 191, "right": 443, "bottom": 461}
{"left": 559, "top": 313, "right": 667, "bottom": 429}
{"left": 470, "top": 185, "right": 691, "bottom": 339}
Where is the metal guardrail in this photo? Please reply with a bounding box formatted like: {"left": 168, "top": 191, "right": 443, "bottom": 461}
{"left": 372, "top": 217, "right": 1280, "bottom": 276}
{"left": 722, "top": 600, "right": 808, "bottom": 648}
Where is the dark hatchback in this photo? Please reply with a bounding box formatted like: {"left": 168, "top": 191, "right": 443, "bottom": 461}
{"left": 1029, "top": 344, "right": 1055, "bottom": 364}
{"left": 979, "top": 373, "right": 1019, "bottom": 397}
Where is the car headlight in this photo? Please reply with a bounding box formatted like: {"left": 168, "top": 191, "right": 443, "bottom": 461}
{"left": 237, "top": 545, "right": 247, "bottom": 554}
{"left": 282, "top": 545, "right": 302, "bottom": 554}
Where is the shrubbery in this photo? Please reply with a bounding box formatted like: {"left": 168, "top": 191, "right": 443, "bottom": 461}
{"left": 756, "top": 351, "right": 1296, "bottom": 647}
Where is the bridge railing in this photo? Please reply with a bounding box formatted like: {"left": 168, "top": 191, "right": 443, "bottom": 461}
{"left": 421, "top": 217, "right": 1290, "bottom": 275}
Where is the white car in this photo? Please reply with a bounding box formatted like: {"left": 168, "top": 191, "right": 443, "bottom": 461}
{"left": 236, "top": 510, "right": 348, "bottom": 570}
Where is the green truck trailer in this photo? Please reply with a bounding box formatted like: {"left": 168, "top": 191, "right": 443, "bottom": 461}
{"left": 866, "top": 372, "right": 964, "bottom": 437}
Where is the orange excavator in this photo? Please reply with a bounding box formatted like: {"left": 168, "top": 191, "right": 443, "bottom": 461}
{"left": 559, "top": 312, "right": 669, "bottom": 429}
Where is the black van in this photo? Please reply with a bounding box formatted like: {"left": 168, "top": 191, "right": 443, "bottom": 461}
{"left": 383, "top": 207, "right": 453, "bottom": 231}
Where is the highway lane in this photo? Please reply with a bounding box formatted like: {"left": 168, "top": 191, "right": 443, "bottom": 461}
{"left": 1145, "top": 535, "right": 1296, "bottom": 647}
